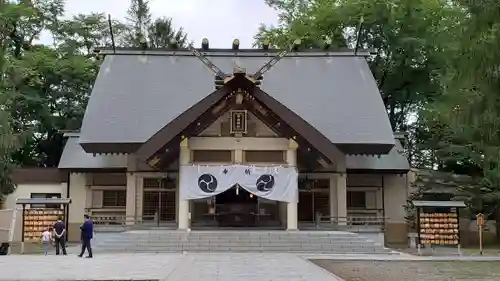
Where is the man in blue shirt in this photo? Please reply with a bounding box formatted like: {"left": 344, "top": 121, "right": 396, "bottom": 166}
{"left": 53, "top": 216, "right": 67, "bottom": 255}
{"left": 78, "top": 214, "right": 93, "bottom": 258}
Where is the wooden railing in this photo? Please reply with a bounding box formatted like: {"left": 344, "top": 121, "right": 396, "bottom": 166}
{"left": 86, "top": 212, "right": 387, "bottom": 232}
{"left": 312, "top": 212, "right": 387, "bottom": 231}
{"left": 87, "top": 214, "right": 178, "bottom": 230}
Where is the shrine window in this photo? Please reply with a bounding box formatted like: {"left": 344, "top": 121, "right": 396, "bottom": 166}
{"left": 192, "top": 150, "right": 232, "bottom": 163}
{"left": 102, "top": 190, "right": 126, "bottom": 207}
{"left": 244, "top": 150, "right": 285, "bottom": 163}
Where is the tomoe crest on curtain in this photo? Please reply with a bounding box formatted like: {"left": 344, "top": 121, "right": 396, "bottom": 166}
{"left": 197, "top": 173, "right": 218, "bottom": 193}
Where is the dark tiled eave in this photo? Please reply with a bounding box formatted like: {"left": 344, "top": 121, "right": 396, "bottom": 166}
{"left": 337, "top": 143, "right": 393, "bottom": 156}
{"left": 79, "top": 142, "right": 140, "bottom": 154}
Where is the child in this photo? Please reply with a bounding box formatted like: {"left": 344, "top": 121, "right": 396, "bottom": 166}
{"left": 41, "top": 228, "right": 52, "bottom": 256}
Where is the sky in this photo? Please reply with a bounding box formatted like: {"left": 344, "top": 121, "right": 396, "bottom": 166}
{"left": 40, "top": 0, "right": 280, "bottom": 48}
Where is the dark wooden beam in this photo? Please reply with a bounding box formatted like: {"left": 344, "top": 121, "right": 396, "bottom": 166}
{"left": 152, "top": 94, "right": 238, "bottom": 168}
{"left": 151, "top": 83, "right": 330, "bottom": 170}
{"left": 244, "top": 96, "right": 331, "bottom": 166}
{"left": 154, "top": 91, "right": 327, "bottom": 170}
{"left": 240, "top": 79, "right": 341, "bottom": 163}
{"left": 137, "top": 75, "right": 249, "bottom": 164}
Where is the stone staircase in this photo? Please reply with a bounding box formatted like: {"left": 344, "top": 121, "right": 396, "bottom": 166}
{"left": 88, "top": 230, "right": 396, "bottom": 254}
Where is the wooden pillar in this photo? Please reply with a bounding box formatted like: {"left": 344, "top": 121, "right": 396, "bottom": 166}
{"left": 125, "top": 173, "right": 137, "bottom": 225}
{"left": 336, "top": 173, "right": 347, "bottom": 225}
{"left": 286, "top": 138, "right": 298, "bottom": 230}
{"left": 329, "top": 175, "right": 337, "bottom": 222}
{"left": 336, "top": 157, "right": 347, "bottom": 225}
{"left": 178, "top": 138, "right": 190, "bottom": 230}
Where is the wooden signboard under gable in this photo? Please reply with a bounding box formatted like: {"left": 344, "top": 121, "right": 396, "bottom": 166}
{"left": 230, "top": 110, "right": 248, "bottom": 135}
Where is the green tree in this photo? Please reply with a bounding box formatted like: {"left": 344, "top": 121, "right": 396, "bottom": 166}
{"left": 0, "top": 93, "right": 17, "bottom": 203}
{"left": 54, "top": 13, "right": 127, "bottom": 55}
{"left": 126, "top": 0, "right": 188, "bottom": 47}
{"left": 8, "top": 44, "right": 98, "bottom": 166}
{"left": 126, "top": 0, "right": 151, "bottom": 46}
{"left": 147, "top": 18, "right": 188, "bottom": 48}
{"left": 0, "top": 0, "right": 29, "bottom": 201}
{"left": 424, "top": 0, "right": 500, "bottom": 215}
{"left": 1, "top": 0, "right": 190, "bottom": 170}
{"left": 255, "top": 0, "right": 463, "bottom": 168}
{"left": 1, "top": 0, "right": 99, "bottom": 167}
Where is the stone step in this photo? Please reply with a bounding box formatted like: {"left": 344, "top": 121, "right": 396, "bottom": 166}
{"left": 104, "top": 237, "right": 375, "bottom": 241}
{"left": 101, "top": 237, "right": 371, "bottom": 244}
{"left": 94, "top": 244, "right": 384, "bottom": 250}
{"left": 91, "top": 248, "right": 390, "bottom": 254}
{"left": 95, "top": 240, "right": 380, "bottom": 247}
{"left": 100, "top": 236, "right": 369, "bottom": 241}
{"left": 92, "top": 243, "right": 391, "bottom": 250}
{"left": 91, "top": 248, "right": 393, "bottom": 254}
{"left": 89, "top": 230, "right": 391, "bottom": 254}
{"left": 94, "top": 246, "right": 389, "bottom": 253}
{"left": 110, "top": 234, "right": 365, "bottom": 239}
{"left": 124, "top": 230, "right": 359, "bottom": 236}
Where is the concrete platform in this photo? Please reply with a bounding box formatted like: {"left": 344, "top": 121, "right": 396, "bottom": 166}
{"left": 0, "top": 253, "right": 343, "bottom": 281}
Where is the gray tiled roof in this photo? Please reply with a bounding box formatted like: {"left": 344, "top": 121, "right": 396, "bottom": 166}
{"left": 346, "top": 139, "right": 409, "bottom": 171}
{"left": 78, "top": 51, "right": 394, "bottom": 148}
{"left": 58, "top": 136, "right": 126, "bottom": 169}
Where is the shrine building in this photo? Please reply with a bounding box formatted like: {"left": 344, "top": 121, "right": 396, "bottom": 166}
{"left": 3, "top": 40, "right": 411, "bottom": 244}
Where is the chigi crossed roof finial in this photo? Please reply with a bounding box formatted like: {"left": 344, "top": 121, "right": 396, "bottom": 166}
{"left": 185, "top": 37, "right": 308, "bottom": 87}
{"left": 233, "top": 59, "right": 246, "bottom": 74}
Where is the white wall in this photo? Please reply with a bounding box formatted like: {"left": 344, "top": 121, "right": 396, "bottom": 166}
{"left": 68, "top": 173, "right": 87, "bottom": 224}
{"left": 3, "top": 183, "right": 66, "bottom": 210}
{"left": 383, "top": 174, "right": 409, "bottom": 223}
{"left": 2, "top": 183, "right": 66, "bottom": 242}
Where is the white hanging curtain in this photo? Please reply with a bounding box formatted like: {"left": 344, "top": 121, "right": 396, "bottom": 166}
{"left": 179, "top": 164, "right": 298, "bottom": 202}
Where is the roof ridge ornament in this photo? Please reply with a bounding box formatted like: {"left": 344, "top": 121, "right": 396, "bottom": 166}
{"left": 233, "top": 59, "right": 246, "bottom": 74}
{"left": 187, "top": 40, "right": 229, "bottom": 79}
{"left": 250, "top": 38, "right": 301, "bottom": 83}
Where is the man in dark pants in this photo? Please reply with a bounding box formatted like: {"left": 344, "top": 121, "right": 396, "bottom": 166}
{"left": 78, "top": 214, "right": 93, "bottom": 258}
{"left": 53, "top": 216, "right": 67, "bottom": 255}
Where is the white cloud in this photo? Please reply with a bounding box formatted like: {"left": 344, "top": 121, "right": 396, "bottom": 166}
{"left": 41, "top": 0, "right": 279, "bottom": 47}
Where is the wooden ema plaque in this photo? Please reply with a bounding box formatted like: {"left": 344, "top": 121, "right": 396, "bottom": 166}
{"left": 419, "top": 212, "right": 459, "bottom": 245}
{"left": 23, "top": 208, "right": 64, "bottom": 241}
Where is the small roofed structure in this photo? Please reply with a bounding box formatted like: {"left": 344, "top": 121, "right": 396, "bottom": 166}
{"left": 16, "top": 198, "right": 72, "bottom": 206}
{"left": 412, "top": 201, "right": 466, "bottom": 208}
{"left": 413, "top": 200, "right": 466, "bottom": 253}
{"left": 16, "top": 198, "right": 71, "bottom": 251}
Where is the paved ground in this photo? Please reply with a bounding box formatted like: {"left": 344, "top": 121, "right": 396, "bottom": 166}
{"left": 0, "top": 253, "right": 343, "bottom": 281}
{"left": 312, "top": 260, "right": 500, "bottom": 281}
{"left": 304, "top": 253, "right": 500, "bottom": 261}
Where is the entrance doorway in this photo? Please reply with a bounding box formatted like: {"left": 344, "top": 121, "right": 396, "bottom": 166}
{"left": 142, "top": 191, "right": 176, "bottom": 222}
{"left": 298, "top": 179, "right": 330, "bottom": 223}
{"left": 190, "top": 186, "right": 281, "bottom": 228}
{"left": 216, "top": 186, "right": 257, "bottom": 227}
{"left": 142, "top": 178, "right": 176, "bottom": 224}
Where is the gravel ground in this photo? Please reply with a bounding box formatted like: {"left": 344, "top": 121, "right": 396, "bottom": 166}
{"left": 311, "top": 260, "right": 500, "bottom": 281}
